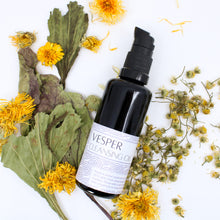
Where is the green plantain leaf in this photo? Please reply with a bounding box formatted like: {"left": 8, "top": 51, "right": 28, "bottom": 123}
{"left": 1, "top": 103, "right": 82, "bottom": 220}
{"left": 18, "top": 47, "right": 40, "bottom": 104}
{"left": 46, "top": 103, "right": 81, "bottom": 167}
{"left": 47, "top": 1, "right": 89, "bottom": 87}
{"left": 63, "top": 92, "right": 93, "bottom": 168}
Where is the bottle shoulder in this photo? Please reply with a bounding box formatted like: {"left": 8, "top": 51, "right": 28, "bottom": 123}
{"left": 107, "top": 78, "right": 152, "bottom": 95}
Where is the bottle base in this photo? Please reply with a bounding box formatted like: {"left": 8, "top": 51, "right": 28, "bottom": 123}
{"left": 76, "top": 180, "right": 119, "bottom": 199}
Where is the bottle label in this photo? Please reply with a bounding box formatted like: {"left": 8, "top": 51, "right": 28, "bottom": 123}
{"left": 76, "top": 122, "right": 139, "bottom": 195}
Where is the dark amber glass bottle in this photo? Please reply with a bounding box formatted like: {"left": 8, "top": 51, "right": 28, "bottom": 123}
{"left": 76, "top": 27, "right": 155, "bottom": 198}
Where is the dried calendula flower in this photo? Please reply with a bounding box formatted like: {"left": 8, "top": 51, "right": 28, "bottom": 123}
{"left": 38, "top": 162, "right": 76, "bottom": 195}
{"left": 9, "top": 31, "right": 36, "bottom": 49}
{"left": 81, "top": 32, "right": 109, "bottom": 53}
{"left": 0, "top": 93, "right": 35, "bottom": 137}
{"left": 89, "top": 0, "right": 126, "bottom": 25}
{"left": 37, "top": 42, "right": 64, "bottom": 67}
{"left": 116, "top": 188, "right": 160, "bottom": 220}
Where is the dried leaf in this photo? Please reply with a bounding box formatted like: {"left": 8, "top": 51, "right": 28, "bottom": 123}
{"left": 36, "top": 74, "right": 68, "bottom": 114}
{"left": 62, "top": 92, "right": 93, "bottom": 168}
{"left": 18, "top": 47, "right": 40, "bottom": 104}
{"left": 47, "top": 1, "right": 88, "bottom": 87}
{"left": 46, "top": 103, "right": 81, "bottom": 167}
{"left": 1, "top": 103, "right": 81, "bottom": 219}
{"left": 18, "top": 47, "right": 40, "bottom": 136}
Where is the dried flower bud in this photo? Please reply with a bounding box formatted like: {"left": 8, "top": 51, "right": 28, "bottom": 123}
{"left": 215, "top": 160, "right": 220, "bottom": 168}
{"left": 191, "top": 117, "right": 198, "bottom": 125}
{"left": 142, "top": 170, "right": 149, "bottom": 177}
{"left": 202, "top": 155, "right": 213, "bottom": 166}
{"left": 205, "top": 81, "right": 215, "bottom": 90}
{"left": 200, "top": 136, "right": 208, "bottom": 143}
{"left": 213, "top": 151, "right": 220, "bottom": 160}
{"left": 211, "top": 171, "right": 220, "bottom": 178}
{"left": 194, "top": 67, "right": 201, "bottom": 74}
{"left": 198, "top": 126, "right": 207, "bottom": 134}
{"left": 182, "top": 148, "right": 189, "bottom": 156}
{"left": 175, "top": 206, "right": 185, "bottom": 217}
{"left": 143, "top": 145, "right": 151, "bottom": 153}
{"left": 210, "top": 144, "right": 216, "bottom": 151}
{"left": 170, "top": 76, "right": 178, "bottom": 84}
{"left": 186, "top": 143, "right": 192, "bottom": 149}
{"left": 161, "top": 137, "right": 170, "bottom": 144}
{"left": 172, "top": 144, "right": 181, "bottom": 154}
{"left": 175, "top": 160, "right": 183, "bottom": 167}
{"left": 148, "top": 165, "right": 155, "bottom": 173}
{"left": 172, "top": 198, "right": 180, "bottom": 205}
{"left": 169, "top": 174, "right": 178, "bottom": 182}
{"left": 192, "top": 129, "right": 200, "bottom": 136}
{"left": 155, "top": 129, "right": 163, "bottom": 138}
{"left": 172, "top": 124, "right": 180, "bottom": 130}
{"left": 111, "top": 196, "right": 119, "bottom": 203}
{"left": 159, "top": 163, "right": 168, "bottom": 172}
{"left": 159, "top": 173, "right": 167, "bottom": 182}
{"left": 160, "top": 88, "right": 169, "bottom": 98}
{"left": 186, "top": 70, "right": 195, "bottom": 78}
{"left": 175, "top": 129, "right": 184, "bottom": 137}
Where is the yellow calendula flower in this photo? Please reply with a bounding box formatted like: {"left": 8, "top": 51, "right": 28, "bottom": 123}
{"left": 89, "top": 0, "right": 126, "bottom": 25}
{"left": 9, "top": 31, "right": 36, "bottom": 49}
{"left": 116, "top": 188, "right": 160, "bottom": 220}
{"left": 38, "top": 162, "right": 76, "bottom": 195}
{"left": 0, "top": 93, "right": 35, "bottom": 138}
{"left": 37, "top": 42, "right": 64, "bottom": 67}
{"left": 81, "top": 32, "right": 109, "bottom": 53}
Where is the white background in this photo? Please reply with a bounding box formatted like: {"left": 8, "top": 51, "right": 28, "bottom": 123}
{"left": 0, "top": 0, "right": 220, "bottom": 219}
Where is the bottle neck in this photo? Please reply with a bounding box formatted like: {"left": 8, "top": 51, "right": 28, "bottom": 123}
{"left": 119, "top": 68, "right": 148, "bottom": 85}
{"left": 120, "top": 75, "right": 146, "bottom": 86}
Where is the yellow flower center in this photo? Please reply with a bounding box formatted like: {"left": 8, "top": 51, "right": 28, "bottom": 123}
{"left": 37, "top": 42, "right": 64, "bottom": 67}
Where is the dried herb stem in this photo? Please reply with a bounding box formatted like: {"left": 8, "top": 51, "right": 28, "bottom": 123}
{"left": 85, "top": 192, "right": 113, "bottom": 220}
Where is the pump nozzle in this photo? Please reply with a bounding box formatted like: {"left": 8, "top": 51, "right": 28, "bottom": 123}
{"left": 119, "top": 27, "right": 155, "bottom": 84}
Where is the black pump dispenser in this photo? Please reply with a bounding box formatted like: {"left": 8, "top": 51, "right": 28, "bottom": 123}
{"left": 120, "top": 27, "right": 155, "bottom": 84}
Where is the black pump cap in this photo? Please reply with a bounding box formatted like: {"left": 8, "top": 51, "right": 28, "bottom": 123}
{"left": 119, "top": 27, "right": 155, "bottom": 84}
